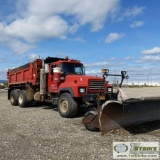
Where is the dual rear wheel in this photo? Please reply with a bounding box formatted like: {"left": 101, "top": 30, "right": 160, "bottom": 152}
{"left": 10, "top": 90, "right": 28, "bottom": 108}
{"left": 10, "top": 90, "right": 19, "bottom": 106}
{"left": 10, "top": 91, "right": 79, "bottom": 118}
{"left": 11, "top": 91, "right": 79, "bottom": 117}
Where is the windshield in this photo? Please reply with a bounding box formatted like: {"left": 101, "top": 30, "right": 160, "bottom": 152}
{"left": 61, "top": 62, "right": 84, "bottom": 75}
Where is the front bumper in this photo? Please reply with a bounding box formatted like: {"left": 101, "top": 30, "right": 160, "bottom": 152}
{"left": 82, "top": 94, "right": 97, "bottom": 102}
{"left": 82, "top": 92, "right": 118, "bottom": 102}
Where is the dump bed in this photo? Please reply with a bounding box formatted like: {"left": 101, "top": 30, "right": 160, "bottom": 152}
{"left": 7, "top": 59, "right": 42, "bottom": 86}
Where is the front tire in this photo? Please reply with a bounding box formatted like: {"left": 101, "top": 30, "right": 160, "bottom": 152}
{"left": 18, "top": 90, "right": 28, "bottom": 108}
{"left": 58, "top": 93, "right": 78, "bottom": 118}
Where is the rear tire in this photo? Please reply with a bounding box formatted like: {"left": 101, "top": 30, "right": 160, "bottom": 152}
{"left": 84, "top": 111, "right": 99, "bottom": 132}
{"left": 58, "top": 93, "right": 78, "bottom": 118}
{"left": 18, "top": 90, "right": 28, "bottom": 108}
{"left": 10, "top": 90, "right": 19, "bottom": 106}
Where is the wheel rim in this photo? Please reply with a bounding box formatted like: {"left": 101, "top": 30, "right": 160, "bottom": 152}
{"left": 19, "top": 95, "right": 23, "bottom": 104}
{"left": 60, "top": 99, "right": 68, "bottom": 113}
{"left": 10, "top": 95, "right": 14, "bottom": 103}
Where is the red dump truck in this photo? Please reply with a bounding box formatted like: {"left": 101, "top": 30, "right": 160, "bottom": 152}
{"left": 7, "top": 56, "right": 115, "bottom": 118}
{"left": 7, "top": 56, "right": 160, "bottom": 134}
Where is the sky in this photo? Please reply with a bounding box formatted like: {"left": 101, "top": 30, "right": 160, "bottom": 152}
{"left": 0, "top": 0, "right": 160, "bottom": 85}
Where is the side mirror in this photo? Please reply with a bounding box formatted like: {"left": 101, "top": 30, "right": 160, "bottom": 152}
{"left": 61, "top": 70, "right": 66, "bottom": 77}
{"left": 121, "top": 71, "right": 127, "bottom": 75}
{"left": 50, "top": 64, "right": 57, "bottom": 75}
{"left": 121, "top": 71, "right": 129, "bottom": 79}
{"left": 126, "top": 75, "right": 129, "bottom": 79}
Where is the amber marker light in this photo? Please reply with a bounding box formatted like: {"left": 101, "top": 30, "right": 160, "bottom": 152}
{"left": 102, "top": 69, "right": 107, "bottom": 73}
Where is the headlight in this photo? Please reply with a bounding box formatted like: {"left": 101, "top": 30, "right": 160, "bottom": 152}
{"left": 79, "top": 87, "right": 86, "bottom": 93}
{"left": 107, "top": 87, "right": 112, "bottom": 92}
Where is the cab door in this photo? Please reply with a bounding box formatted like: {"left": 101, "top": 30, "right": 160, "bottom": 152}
{"left": 48, "top": 63, "right": 59, "bottom": 92}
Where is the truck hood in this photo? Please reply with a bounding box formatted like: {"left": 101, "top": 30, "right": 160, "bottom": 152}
{"left": 59, "top": 74, "right": 112, "bottom": 96}
{"left": 60, "top": 74, "right": 112, "bottom": 90}
{"left": 64, "top": 75, "right": 103, "bottom": 85}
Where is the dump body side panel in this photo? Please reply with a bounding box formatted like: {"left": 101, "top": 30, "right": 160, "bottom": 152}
{"left": 7, "top": 59, "right": 42, "bottom": 86}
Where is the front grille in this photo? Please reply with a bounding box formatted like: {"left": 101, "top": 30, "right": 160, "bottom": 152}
{"left": 89, "top": 80, "right": 105, "bottom": 91}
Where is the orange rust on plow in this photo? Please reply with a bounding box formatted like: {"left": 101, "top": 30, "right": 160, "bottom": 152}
{"left": 99, "top": 100, "right": 123, "bottom": 135}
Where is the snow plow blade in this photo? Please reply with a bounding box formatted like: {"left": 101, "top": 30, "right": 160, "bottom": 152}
{"left": 83, "top": 97, "right": 160, "bottom": 135}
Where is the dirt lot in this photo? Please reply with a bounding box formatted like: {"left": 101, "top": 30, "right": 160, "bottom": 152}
{"left": 0, "top": 87, "right": 160, "bottom": 160}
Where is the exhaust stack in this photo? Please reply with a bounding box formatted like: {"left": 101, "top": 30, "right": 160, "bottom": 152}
{"left": 40, "top": 60, "right": 46, "bottom": 101}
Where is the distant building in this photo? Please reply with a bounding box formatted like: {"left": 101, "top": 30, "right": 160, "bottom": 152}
{"left": 127, "top": 81, "right": 160, "bottom": 87}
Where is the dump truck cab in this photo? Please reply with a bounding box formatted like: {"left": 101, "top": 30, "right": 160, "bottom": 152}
{"left": 45, "top": 57, "right": 115, "bottom": 106}
{"left": 41, "top": 56, "right": 115, "bottom": 118}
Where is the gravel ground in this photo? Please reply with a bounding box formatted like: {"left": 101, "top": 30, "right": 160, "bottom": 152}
{"left": 0, "top": 87, "right": 160, "bottom": 160}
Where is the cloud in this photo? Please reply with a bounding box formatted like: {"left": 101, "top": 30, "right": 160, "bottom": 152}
{"left": 8, "top": 40, "right": 35, "bottom": 54}
{"left": 105, "top": 33, "right": 125, "bottom": 43}
{"left": 123, "top": 6, "right": 145, "bottom": 18}
{"left": 0, "top": 57, "right": 9, "bottom": 63}
{"left": 69, "top": 23, "right": 79, "bottom": 34}
{"left": 85, "top": 56, "right": 160, "bottom": 84}
{"left": 141, "top": 47, "right": 160, "bottom": 54}
{"left": 5, "top": 15, "right": 69, "bottom": 42}
{"left": 0, "top": 69, "right": 8, "bottom": 80}
{"left": 69, "top": 37, "right": 86, "bottom": 43}
{"left": 130, "top": 21, "right": 144, "bottom": 28}
{"left": 0, "top": 22, "right": 35, "bottom": 54}
{"left": 138, "top": 55, "right": 160, "bottom": 63}
{"left": 85, "top": 61, "right": 110, "bottom": 68}
{"left": 28, "top": 54, "right": 39, "bottom": 60}
{"left": 117, "top": 6, "right": 145, "bottom": 22}
{"left": 125, "top": 65, "right": 160, "bottom": 84}
{"left": 110, "top": 57, "right": 116, "bottom": 60}
{"left": 86, "top": 70, "right": 102, "bottom": 75}
{"left": 125, "top": 56, "right": 132, "bottom": 60}
{"left": 0, "top": 0, "right": 120, "bottom": 54}
{"left": 0, "top": 1, "right": 147, "bottom": 56}
{"left": 85, "top": 61, "right": 124, "bottom": 68}
{"left": 27, "top": 0, "right": 119, "bottom": 32}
